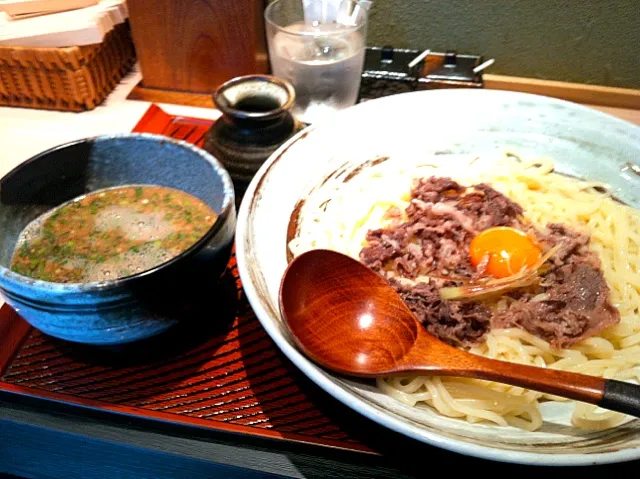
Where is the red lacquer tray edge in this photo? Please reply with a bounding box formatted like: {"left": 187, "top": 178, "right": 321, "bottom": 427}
{"left": 0, "top": 307, "right": 30, "bottom": 376}
{"left": 0, "top": 379, "right": 372, "bottom": 453}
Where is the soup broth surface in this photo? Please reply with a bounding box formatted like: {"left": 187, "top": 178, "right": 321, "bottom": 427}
{"left": 10, "top": 185, "right": 217, "bottom": 283}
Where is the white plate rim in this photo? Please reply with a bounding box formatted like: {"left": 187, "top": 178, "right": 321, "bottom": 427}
{"left": 235, "top": 89, "right": 640, "bottom": 466}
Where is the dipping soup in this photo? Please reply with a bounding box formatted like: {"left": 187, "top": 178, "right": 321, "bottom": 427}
{"left": 10, "top": 185, "right": 217, "bottom": 283}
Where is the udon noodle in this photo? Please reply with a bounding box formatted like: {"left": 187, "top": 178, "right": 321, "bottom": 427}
{"left": 288, "top": 150, "right": 640, "bottom": 431}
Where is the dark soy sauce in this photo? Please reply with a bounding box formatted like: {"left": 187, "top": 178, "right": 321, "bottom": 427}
{"left": 234, "top": 95, "right": 281, "bottom": 113}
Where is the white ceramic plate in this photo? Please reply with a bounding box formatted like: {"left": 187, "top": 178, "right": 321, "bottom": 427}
{"left": 235, "top": 89, "right": 640, "bottom": 465}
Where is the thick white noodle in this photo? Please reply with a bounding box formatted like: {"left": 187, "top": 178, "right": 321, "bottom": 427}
{"left": 288, "top": 151, "right": 640, "bottom": 431}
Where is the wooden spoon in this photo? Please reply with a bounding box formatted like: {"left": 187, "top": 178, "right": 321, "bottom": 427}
{"left": 279, "top": 249, "right": 640, "bottom": 418}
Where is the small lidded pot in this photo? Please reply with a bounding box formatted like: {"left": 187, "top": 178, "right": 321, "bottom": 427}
{"left": 204, "top": 75, "right": 303, "bottom": 206}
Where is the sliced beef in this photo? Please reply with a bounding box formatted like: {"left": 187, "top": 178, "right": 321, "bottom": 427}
{"left": 493, "top": 261, "right": 620, "bottom": 348}
{"left": 361, "top": 210, "right": 474, "bottom": 278}
{"left": 361, "top": 177, "right": 523, "bottom": 279}
{"left": 455, "top": 183, "right": 525, "bottom": 231}
{"left": 494, "top": 221, "right": 620, "bottom": 348}
{"left": 359, "top": 226, "right": 413, "bottom": 271}
{"left": 360, "top": 175, "right": 620, "bottom": 350}
{"left": 539, "top": 223, "right": 595, "bottom": 266}
{"left": 493, "top": 301, "right": 589, "bottom": 347}
{"left": 411, "top": 177, "right": 465, "bottom": 204}
{"left": 393, "top": 280, "right": 491, "bottom": 348}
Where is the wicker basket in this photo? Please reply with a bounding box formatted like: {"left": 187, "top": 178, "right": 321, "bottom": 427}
{"left": 0, "top": 22, "right": 136, "bottom": 112}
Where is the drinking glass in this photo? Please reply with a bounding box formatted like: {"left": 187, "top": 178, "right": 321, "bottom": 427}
{"left": 265, "top": 0, "right": 370, "bottom": 124}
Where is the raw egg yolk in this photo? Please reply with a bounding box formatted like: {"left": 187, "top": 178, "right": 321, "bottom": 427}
{"left": 469, "top": 227, "right": 542, "bottom": 278}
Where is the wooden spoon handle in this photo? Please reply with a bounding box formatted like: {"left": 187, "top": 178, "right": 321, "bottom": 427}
{"left": 437, "top": 352, "right": 607, "bottom": 405}
{"left": 468, "top": 361, "right": 640, "bottom": 417}
{"left": 404, "top": 334, "right": 640, "bottom": 417}
{"left": 471, "top": 359, "right": 640, "bottom": 417}
{"left": 408, "top": 342, "right": 640, "bottom": 417}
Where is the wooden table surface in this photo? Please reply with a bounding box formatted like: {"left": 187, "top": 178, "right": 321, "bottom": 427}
{"left": 0, "top": 66, "right": 639, "bottom": 478}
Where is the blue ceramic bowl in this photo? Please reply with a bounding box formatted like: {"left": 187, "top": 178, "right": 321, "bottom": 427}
{"left": 0, "top": 134, "right": 236, "bottom": 345}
